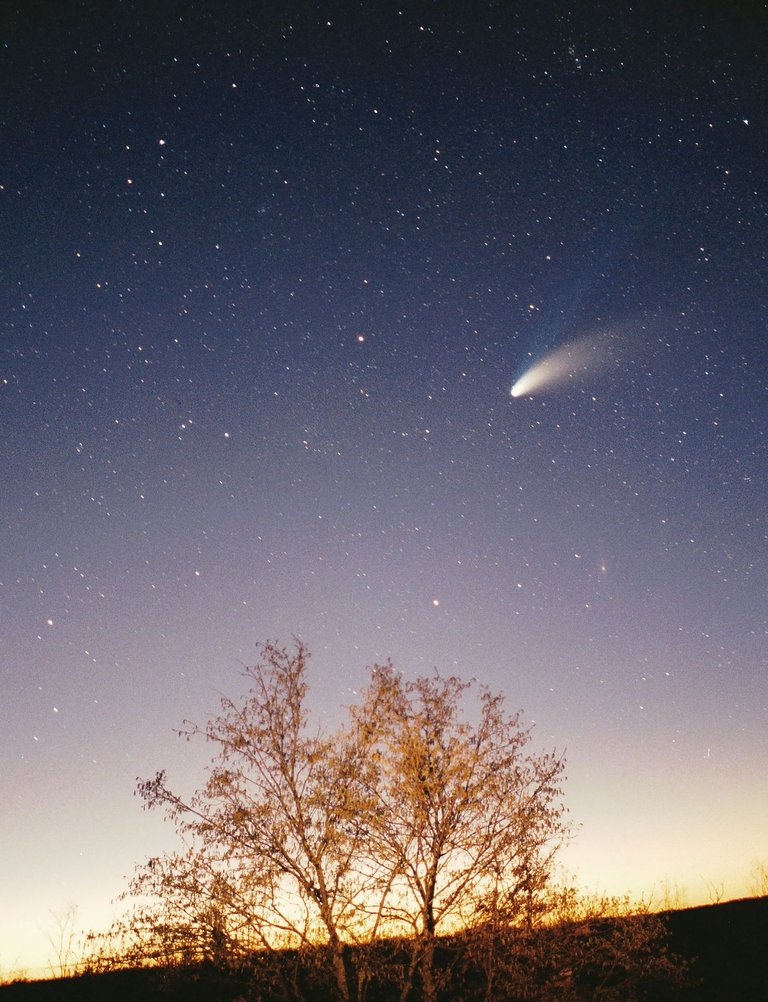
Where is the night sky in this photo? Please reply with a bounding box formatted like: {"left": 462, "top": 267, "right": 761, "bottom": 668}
{"left": 2, "top": 1, "right": 766, "bottom": 977}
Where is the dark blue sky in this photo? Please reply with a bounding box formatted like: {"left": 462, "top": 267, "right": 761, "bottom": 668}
{"left": 1, "top": 0, "right": 766, "bottom": 976}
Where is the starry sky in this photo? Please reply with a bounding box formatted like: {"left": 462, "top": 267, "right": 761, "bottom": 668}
{"left": 2, "top": 0, "right": 767, "bottom": 978}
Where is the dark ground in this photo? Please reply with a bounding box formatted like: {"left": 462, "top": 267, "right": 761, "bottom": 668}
{"left": 662, "top": 896, "right": 768, "bottom": 1000}
{"left": 2, "top": 897, "right": 767, "bottom": 1000}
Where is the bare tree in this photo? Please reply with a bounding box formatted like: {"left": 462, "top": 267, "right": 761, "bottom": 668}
{"left": 44, "top": 902, "right": 80, "bottom": 978}
{"left": 654, "top": 879, "right": 688, "bottom": 912}
{"left": 131, "top": 640, "right": 386, "bottom": 1001}
{"left": 702, "top": 877, "right": 724, "bottom": 905}
{"left": 749, "top": 859, "right": 768, "bottom": 897}
{"left": 349, "top": 665, "right": 568, "bottom": 1002}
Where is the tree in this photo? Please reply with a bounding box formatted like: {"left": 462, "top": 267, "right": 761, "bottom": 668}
{"left": 44, "top": 902, "right": 80, "bottom": 978}
{"left": 349, "top": 665, "right": 568, "bottom": 1002}
{"left": 749, "top": 859, "right": 768, "bottom": 897}
{"left": 93, "top": 641, "right": 683, "bottom": 1001}
{"left": 130, "top": 641, "right": 382, "bottom": 1001}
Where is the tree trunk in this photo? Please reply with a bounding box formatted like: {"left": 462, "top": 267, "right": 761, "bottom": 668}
{"left": 329, "top": 936, "right": 350, "bottom": 1002}
{"left": 420, "top": 878, "right": 438, "bottom": 1002}
{"left": 420, "top": 934, "right": 436, "bottom": 1002}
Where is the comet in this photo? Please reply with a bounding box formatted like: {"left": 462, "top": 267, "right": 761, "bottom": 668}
{"left": 510, "top": 333, "right": 612, "bottom": 398}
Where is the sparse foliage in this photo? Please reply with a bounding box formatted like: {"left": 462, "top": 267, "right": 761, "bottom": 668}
{"left": 654, "top": 879, "right": 688, "bottom": 912}
{"left": 749, "top": 859, "right": 768, "bottom": 897}
{"left": 462, "top": 887, "right": 688, "bottom": 1001}
{"left": 128, "top": 641, "right": 378, "bottom": 1001}
{"left": 44, "top": 902, "right": 80, "bottom": 978}
{"left": 702, "top": 878, "right": 724, "bottom": 905}
{"left": 348, "top": 665, "right": 568, "bottom": 1001}
{"left": 88, "top": 640, "right": 686, "bottom": 1000}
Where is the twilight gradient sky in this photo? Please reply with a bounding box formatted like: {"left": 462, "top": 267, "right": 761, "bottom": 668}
{"left": 2, "top": 0, "right": 767, "bottom": 977}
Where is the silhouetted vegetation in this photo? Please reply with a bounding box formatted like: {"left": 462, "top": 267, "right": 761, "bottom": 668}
{"left": 5, "top": 641, "right": 703, "bottom": 1000}
{"left": 8, "top": 898, "right": 768, "bottom": 999}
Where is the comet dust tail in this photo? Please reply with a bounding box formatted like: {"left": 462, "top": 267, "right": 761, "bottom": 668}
{"left": 511, "top": 334, "right": 614, "bottom": 397}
